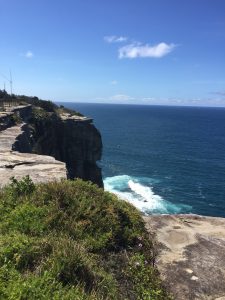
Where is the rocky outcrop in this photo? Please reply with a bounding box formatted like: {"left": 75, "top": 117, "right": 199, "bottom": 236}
{"left": 0, "top": 123, "right": 66, "bottom": 187}
{"left": 0, "top": 112, "right": 15, "bottom": 131}
{"left": 144, "top": 214, "right": 225, "bottom": 300}
{"left": 0, "top": 151, "right": 67, "bottom": 187}
{"left": 0, "top": 104, "right": 103, "bottom": 187}
{"left": 0, "top": 105, "right": 32, "bottom": 131}
{"left": 25, "top": 112, "right": 103, "bottom": 187}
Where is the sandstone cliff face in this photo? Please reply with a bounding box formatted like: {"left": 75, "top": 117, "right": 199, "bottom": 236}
{"left": 0, "top": 105, "right": 32, "bottom": 131}
{"left": 27, "top": 113, "right": 103, "bottom": 187}
{"left": 2, "top": 105, "right": 103, "bottom": 188}
{"left": 0, "top": 122, "right": 66, "bottom": 187}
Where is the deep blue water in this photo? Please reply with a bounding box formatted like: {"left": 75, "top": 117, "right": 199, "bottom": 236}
{"left": 59, "top": 102, "right": 225, "bottom": 217}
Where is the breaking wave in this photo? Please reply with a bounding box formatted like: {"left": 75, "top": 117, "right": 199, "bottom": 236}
{"left": 104, "top": 175, "right": 191, "bottom": 215}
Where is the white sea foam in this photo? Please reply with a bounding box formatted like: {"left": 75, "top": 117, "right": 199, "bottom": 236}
{"left": 128, "top": 180, "right": 162, "bottom": 204}
{"left": 104, "top": 175, "right": 191, "bottom": 214}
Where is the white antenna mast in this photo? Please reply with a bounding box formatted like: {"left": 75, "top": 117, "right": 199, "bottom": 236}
{"left": 9, "top": 70, "right": 13, "bottom": 96}
{"left": 0, "top": 70, "right": 13, "bottom": 95}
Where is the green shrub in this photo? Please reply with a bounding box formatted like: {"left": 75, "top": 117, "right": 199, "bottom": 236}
{"left": 0, "top": 234, "right": 51, "bottom": 271}
{"left": 0, "top": 266, "right": 97, "bottom": 300}
{"left": 0, "top": 178, "right": 171, "bottom": 299}
{"left": 127, "top": 254, "right": 171, "bottom": 300}
{"left": 7, "top": 175, "right": 35, "bottom": 198}
{"left": 31, "top": 180, "right": 146, "bottom": 252}
{"left": 1, "top": 203, "right": 47, "bottom": 235}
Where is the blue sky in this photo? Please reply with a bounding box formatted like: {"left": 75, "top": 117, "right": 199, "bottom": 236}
{"left": 0, "top": 0, "right": 225, "bottom": 106}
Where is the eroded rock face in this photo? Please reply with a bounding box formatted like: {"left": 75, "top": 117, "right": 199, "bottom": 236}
{"left": 0, "top": 151, "right": 66, "bottom": 187}
{"left": 27, "top": 113, "right": 103, "bottom": 187}
{"left": 0, "top": 105, "right": 103, "bottom": 188}
{"left": 144, "top": 214, "right": 225, "bottom": 300}
{"left": 0, "top": 112, "right": 14, "bottom": 131}
{"left": 0, "top": 105, "right": 32, "bottom": 131}
{"left": 0, "top": 123, "right": 66, "bottom": 187}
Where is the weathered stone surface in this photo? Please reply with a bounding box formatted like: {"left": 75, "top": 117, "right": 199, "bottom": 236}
{"left": 11, "top": 104, "right": 32, "bottom": 121}
{"left": 0, "top": 123, "right": 25, "bottom": 151}
{"left": 0, "top": 122, "right": 66, "bottom": 187}
{"left": 0, "top": 104, "right": 103, "bottom": 187}
{"left": 60, "top": 112, "right": 93, "bottom": 123}
{"left": 0, "top": 151, "right": 66, "bottom": 187}
{"left": 30, "top": 112, "right": 103, "bottom": 187}
{"left": 0, "top": 111, "right": 14, "bottom": 131}
{"left": 144, "top": 214, "right": 225, "bottom": 300}
{"left": 0, "top": 105, "right": 32, "bottom": 131}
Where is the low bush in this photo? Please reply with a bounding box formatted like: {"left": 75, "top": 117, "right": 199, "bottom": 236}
{"left": 0, "top": 178, "right": 171, "bottom": 299}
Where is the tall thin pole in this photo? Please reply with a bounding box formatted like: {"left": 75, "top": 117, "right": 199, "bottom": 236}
{"left": 1, "top": 72, "right": 13, "bottom": 95}
{"left": 9, "top": 70, "right": 12, "bottom": 96}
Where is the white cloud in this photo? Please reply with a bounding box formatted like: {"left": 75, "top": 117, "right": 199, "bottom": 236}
{"left": 118, "top": 42, "right": 176, "bottom": 59}
{"left": 110, "top": 80, "right": 118, "bottom": 85}
{"left": 90, "top": 95, "right": 225, "bottom": 107}
{"left": 104, "top": 35, "right": 127, "bottom": 43}
{"left": 25, "top": 51, "right": 34, "bottom": 58}
{"left": 109, "top": 94, "right": 134, "bottom": 101}
{"left": 142, "top": 97, "right": 156, "bottom": 102}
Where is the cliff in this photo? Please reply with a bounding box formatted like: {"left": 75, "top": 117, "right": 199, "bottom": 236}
{"left": 28, "top": 111, "right": 103, "bottom": 187}
{"left": 0, "top": 99, "right": 172, "bottom": 299}
{"left": 2, "top": 98, "right": 225, "bottom": 300}
{"left": 0, "top": 102, "right": 103, "bottom": 188}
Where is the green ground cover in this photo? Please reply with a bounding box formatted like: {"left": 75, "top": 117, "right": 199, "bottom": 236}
{"left": 0, "top": 177, "right": 171, "bottom": 299}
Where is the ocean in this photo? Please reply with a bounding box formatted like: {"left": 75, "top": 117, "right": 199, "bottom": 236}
{"left": 59, "top": 103, "right": 225, "bottom": 218}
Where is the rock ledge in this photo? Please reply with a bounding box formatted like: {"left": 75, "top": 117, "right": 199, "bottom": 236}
{"left": 0, "top": 121, "right": 66, "bottom": 187}
{"left": 144, "top": 214, "right": 225, "bottom": 300}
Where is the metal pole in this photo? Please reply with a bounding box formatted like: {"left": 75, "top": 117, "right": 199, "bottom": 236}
{"left": 10, "top": 70, "right": 12, "bottom": 96}
{"left": 0, "top": 71, "right": 13, "bottom": 106}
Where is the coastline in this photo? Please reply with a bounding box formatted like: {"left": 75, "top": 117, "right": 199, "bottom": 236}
{"left": 0, "top": 103, "right": 103, "bottom": 188}
{"left": 1, "top": 100, "right": 225, "bottom": 299}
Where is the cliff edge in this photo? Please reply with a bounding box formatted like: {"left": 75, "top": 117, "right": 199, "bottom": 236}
{"left": 0, "top": 100, "right": 103, "bottom": 187}
{"left": 28, "top": 109, "right": 103, "bottom": 187}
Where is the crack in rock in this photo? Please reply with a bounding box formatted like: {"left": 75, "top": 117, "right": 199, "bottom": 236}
{"left": 4, "top": 161, "right": 35, "bottom": 169}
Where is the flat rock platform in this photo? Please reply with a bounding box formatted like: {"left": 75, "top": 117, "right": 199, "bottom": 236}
{"left": 144, "top": 214, "right": 225, "bottom": 300}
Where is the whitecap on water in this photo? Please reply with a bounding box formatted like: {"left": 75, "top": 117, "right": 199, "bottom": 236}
{"left": 104, "top": 175, "right": 191, "bottom": 215}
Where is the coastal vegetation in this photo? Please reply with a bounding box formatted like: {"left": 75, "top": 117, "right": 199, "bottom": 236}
{"left": 0, "top": 91, "right": 171, "bottom": 298}
{"left": 0, "top": 177, "right": 171, "bottom": 299}
{"left": 0, "top": 90, "right": 83, "bottom": 117}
